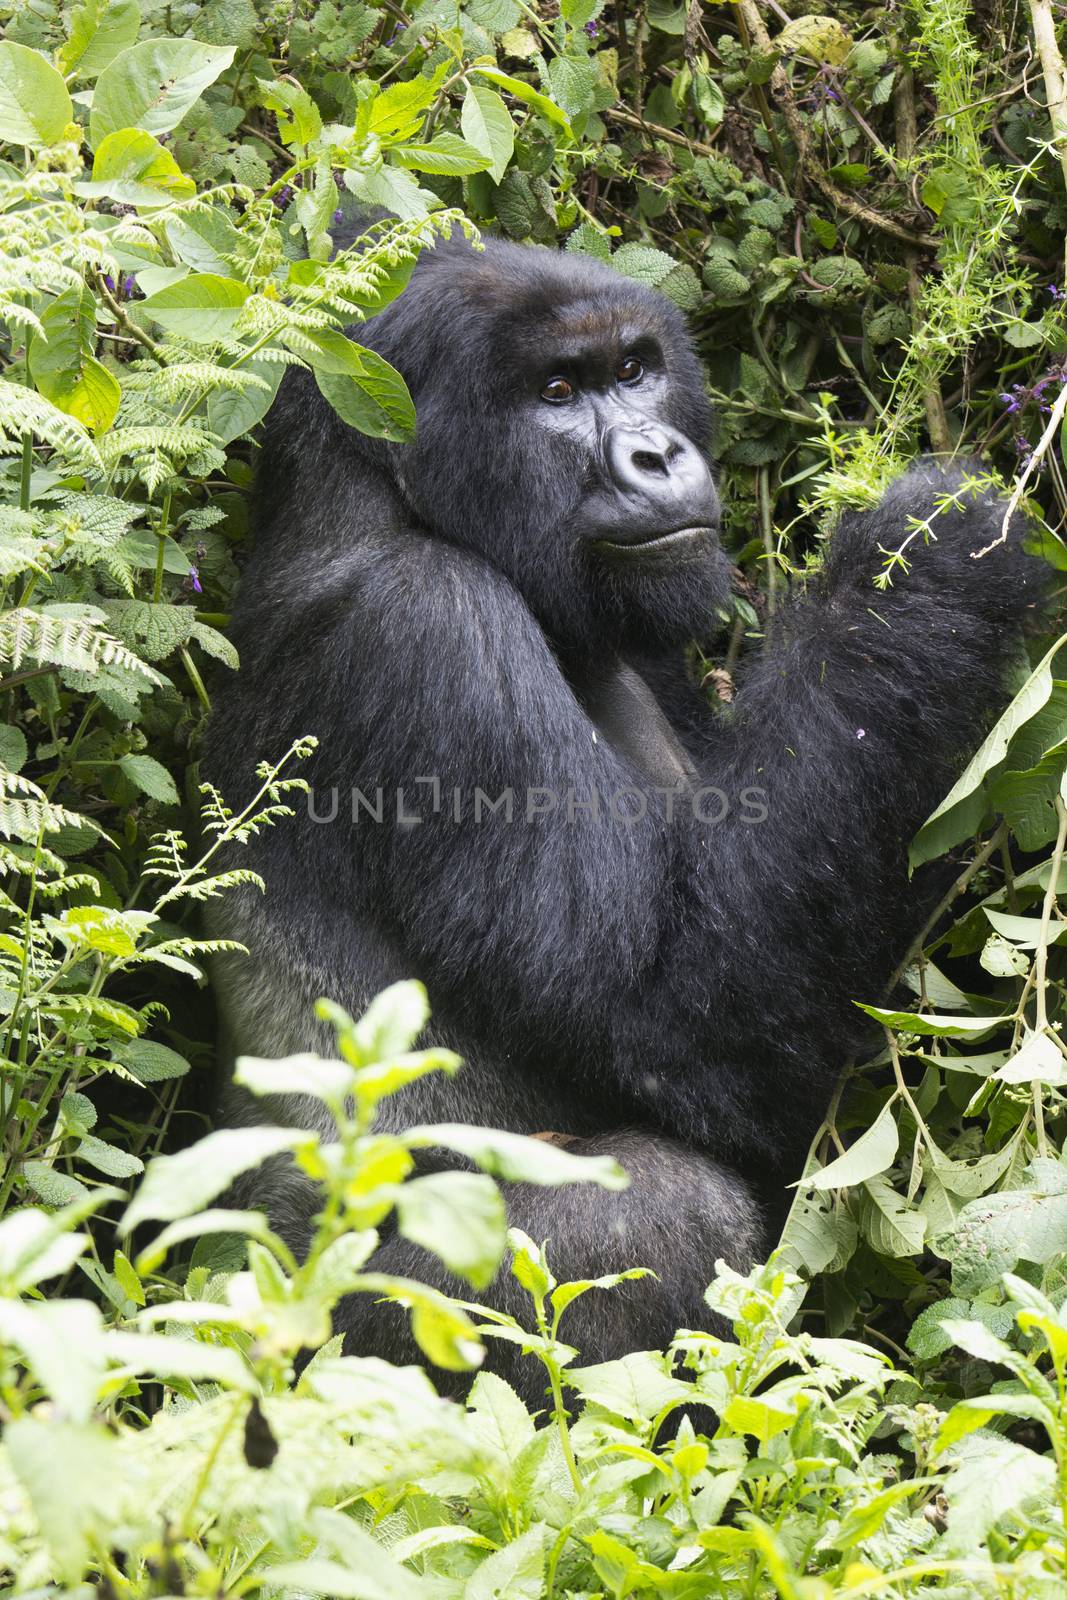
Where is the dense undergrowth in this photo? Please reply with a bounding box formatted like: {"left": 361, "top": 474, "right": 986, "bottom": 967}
{"left": 4, "top": 0, "right": 1067, "bottom": 1591}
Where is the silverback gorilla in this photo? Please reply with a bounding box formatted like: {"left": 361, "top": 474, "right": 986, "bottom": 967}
{"left": 202, "top": 232, "right": 1037, "bottom": 1396}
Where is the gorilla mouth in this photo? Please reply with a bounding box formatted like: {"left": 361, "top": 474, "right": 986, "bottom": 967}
{"left": 594, "top": 526, "right": 714, "bottom": 556}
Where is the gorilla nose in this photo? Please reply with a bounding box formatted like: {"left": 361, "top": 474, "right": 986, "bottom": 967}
{"left": 606, "top": 424, "right": 716, "bottom": 522}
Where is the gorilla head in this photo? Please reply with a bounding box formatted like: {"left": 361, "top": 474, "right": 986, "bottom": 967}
{"left": 356, "top": 235, "right": 729, "bottom": 652}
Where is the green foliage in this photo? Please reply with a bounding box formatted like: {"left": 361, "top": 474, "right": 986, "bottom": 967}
{"left": 3, "top": 0, "right": 1067, "bottom": 1590}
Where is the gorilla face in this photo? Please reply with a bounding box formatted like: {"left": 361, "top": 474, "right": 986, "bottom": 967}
{"left": 361, "top": 236, "right": 732, "bottom": 652}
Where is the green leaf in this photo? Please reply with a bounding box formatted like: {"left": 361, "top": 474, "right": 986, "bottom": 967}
{"left": 0, "top": 41, "right": 74, "bottom": 149}
{"left": 234, "top": 1051, "right": 355, "bottom": 1104}
{"left": 796, "top": 1101, "right": 899, "bottom": 1190}
{"left": 460, "top": 84, "right": 515, "bottom": 183}
{"left": 396, "top": 130, "right": 494, "bottom": 176}
{"left": 995, "top": 1029, "right": 1067, "bottom": 1085}
{"left": 0, "top": 1299, "right": 104, "bottom": 1421}
{"left": 314, "top": 347, "right": 416, "bottom": 443}
{"left": 59, "top": 0, "right": 141, "bottom": 79}
{"left": 23, "top": 1161, "right": 89, "bottom": 1206}
{"left": 470, "top": 65, "right": 573, "bottom": 134}
{"left": 123, "top": 1125, "right": 316, "bottom": 1230}
{"left": 566, "top": 1350, "right": 694, "bottom": 1422}
{"left": 406, "top": 1123, "right": 628, "bottom": 1187}
{"left": 395, "top": 1171, "right": 507, "bottom": 1290}
{"left": 138, "top": 272, "right": 250, "bottom": 341}
{"left": 857, "top": 1175, "right": 927, "bottom": 1256}
{"left": 76, "top": 1134, "right": 144, "bottom": 1178}
{"left": 911, "top": 635, "right": 1067, "bottom": 868}
{"left": 467, "top": 1526, "right": 545, "bottom": 1600}
{"left": 938, "top": 1159, "right": 1067, "bottom": 1292}
{"left": 855, "top": 1003, "right": 1006, "bottom": 1038}
{"left": 205, "top": 357, "right": 282, "bottom": 446}
{"left": 78, "top": 127, "right": 195, "bottom": 207}
{"left": 89, "top": 38, "right": 235, "bottom": 145}
{"left": 257, "top": 75, "right": 322, "bottom": 146}
{"left": 6, "top": 1420, "right": 117, "bottom": 1584}
{"left": 119, "top": 752, "right": 179, "bottom": 803}
{"left": 111, "top": 1038, "right": 190, "bottom": 1082}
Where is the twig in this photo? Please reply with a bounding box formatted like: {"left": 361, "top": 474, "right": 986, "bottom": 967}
{"left": 886, "top": 823, "right": 1008, "bottom": 996}
{"left": 604, "top": 105, "right": 720, "bottom": 158}
{"left": 1029, "top": 0, "right": 1067, "bottom": 202}
{"left": 95, "top": 273, "right": 165, "bottom": 362}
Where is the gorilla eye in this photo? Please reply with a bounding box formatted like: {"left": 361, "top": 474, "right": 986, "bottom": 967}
{"left": 541, "top": 375, "right": 575, "bottom": 404}
{"left": 617, "top": 355, "right": 644, "bottom": 385}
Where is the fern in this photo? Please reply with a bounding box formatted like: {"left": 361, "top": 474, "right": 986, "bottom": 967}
{"left": 0, "top": 607, "right": 162, "bottom": 682}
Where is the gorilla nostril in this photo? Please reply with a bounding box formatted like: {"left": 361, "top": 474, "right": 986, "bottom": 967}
{"left": 630, "top": 448, "right": 670, "bottom": 477}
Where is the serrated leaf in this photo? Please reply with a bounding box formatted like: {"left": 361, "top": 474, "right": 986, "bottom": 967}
{"left": 119, "top": 753, "right": 179, "bottom": 803}
{"left": 395, "top": 131, "right": 494, "bottom": 176}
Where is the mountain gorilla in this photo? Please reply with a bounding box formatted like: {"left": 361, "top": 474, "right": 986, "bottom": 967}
{"left": 203, "top": 231, "right": 1037, "bottom": 1398}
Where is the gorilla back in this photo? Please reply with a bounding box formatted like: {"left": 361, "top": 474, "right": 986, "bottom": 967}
{"left": 203, "top": 232, "right": 1037, "bottom": 1396}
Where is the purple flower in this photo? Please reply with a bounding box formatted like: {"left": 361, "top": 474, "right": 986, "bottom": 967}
{"left": 1015, "top": 434, "right": 1033, "bottom": 458}
{"left": 333, "top": 207, "right": 344, "bottom": 224}
{"left": 186, "top": 566, "right": 203, "bottom": 595}
{"left": 103, "top": 274, "right": 115, "bottom": 291}
{"left": 999, "top": 392, "right": 1020, "bottom": 413}
{"left": 386, "top": 23, "right": 406, "bottom": 42}
{"left": 824, "top": 87, "right": 841, "bottom": 103}
{"left": 1049, "top": 284, "right": 1062, "bottom": 299}
{"left": 584, "top": 18, "right": 599, "bottom": 35}
{"left": 122, "top": 274, "right": 135, "bottom": 296}
{"left": 275, "top": 184, "right": 293, "bottom": 208}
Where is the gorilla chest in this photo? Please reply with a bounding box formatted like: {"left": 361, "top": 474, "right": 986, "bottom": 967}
{"left": 568, "top": 658, "right": 697, "bottom": 791}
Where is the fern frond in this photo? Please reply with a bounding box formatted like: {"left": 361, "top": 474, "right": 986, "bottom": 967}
{"left": 0, "top": 382, "right": 103, "bottom": 472}
{"left": 0, "top": 607, "right": 162, "bottom": 683}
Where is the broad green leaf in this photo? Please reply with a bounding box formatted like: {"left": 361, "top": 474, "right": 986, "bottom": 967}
{"left": 205, "top": 357, "right": 282, "bottom": 445}
{"left": 111, "top": 1038, "right": 189, "bottom": 1082}
{"left": 346, "top": 162, "right": 440, "bottom": 220}
{"left": 396, "top": 130, "right": 494, "bottom": 176}
{"left": 856, "top": 1003, "right": 1006, "bottom": 1038}
{"left": 234, "top": 1051, "right": 356, "bottom": 1104}
{"left": 985, "top": 907, "right": 1067, "bottom": 947}
{"left": 467, "top": 1526, "right": 545, "bottom": 1600}
{"left": 723, "top": 1392, "right": 799, "bottom": 1443}
{"left": 795, "top": 1101, "right": 898, "bottom": 1191}
{"left": 123, "top": 1125, "right": 317, "bottom": 1230}
{"left": 119, "top": 752, "right": 179, "bottom": 803}
{"left": 0, "top": 41, "right": 74, "bottom": 148}
{"left": 565, "top": 1349, "right": 694, "bottom": 1422}
{"left": 467, "top": 1369, "right": 536, "bottom": 1464}
{"left": 939, "top": 1435, "right": 1054, "bottom": 1557}
{"left": 363, "top": 72, "right": 443, "bottom": 140}
{"left": 857, "top": 1174, "right": 927, "bottom": 1256}
{"left": 103, "top": 1329, "right": 257, "bottom": 1392}
{"left": 995, "top": 1029, "right": 1067, "bottom": 1085}
{"left": 5, "top": 1419, "right": 117, "bottom": 1584}
{"left": 135, "top": 1207, "right": 269, "bottom": 1274}
{"left": 0, "top": 1298, "right": 104, "bottom": 1421}
{"left": 76, "top": 1134, "right": 144, "bottom": 1178}
{"left": 89, "top": 38, "right": 235, "bottom": 145}
{"left": 405, "top": 1123, "right": 628, "bottom": 1187}
{"left": 470, "top": 64, "right": 573, "bottom": 134}
{"left": 28, "top": 287, "right": 119, "bottom": 433}
{"left": 138, "top": 272, "right": 250, "bottom": 341}
{"left": 551, "top": 1266, "right": 652, "bottom": 1319}
{"left": 911, "top": 635, "right": 1067, "bottom": 868}
{"left": 461, "top": 84, "right": 515, "bottom": 182}
{"left": 938, "top": 1158, "right": 1067, "bottom": 1292}
{"left": 314, "top": 347, "right": 416, "bottom": 443}
{"left": 395, "top": 1170, "right": 507, "bottom": 1290}
{"left": 59, "top": 0, "right": 140, "bottom": 79}
{"left": 77, "top": 127, "right": 195, "bottom": 207}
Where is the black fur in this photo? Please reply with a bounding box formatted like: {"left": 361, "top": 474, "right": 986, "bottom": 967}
{"left": 203, "top": 235, "right": 1039, "bottom": 1400}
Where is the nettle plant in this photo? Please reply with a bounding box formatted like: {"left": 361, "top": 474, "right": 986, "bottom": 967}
{"left": 1, "top": 978, "right": 1064, "bottom": 1596}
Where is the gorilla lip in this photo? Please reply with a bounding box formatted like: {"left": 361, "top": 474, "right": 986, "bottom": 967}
{"left": 593, "top": 525, "right": 713, "bottom": 555}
